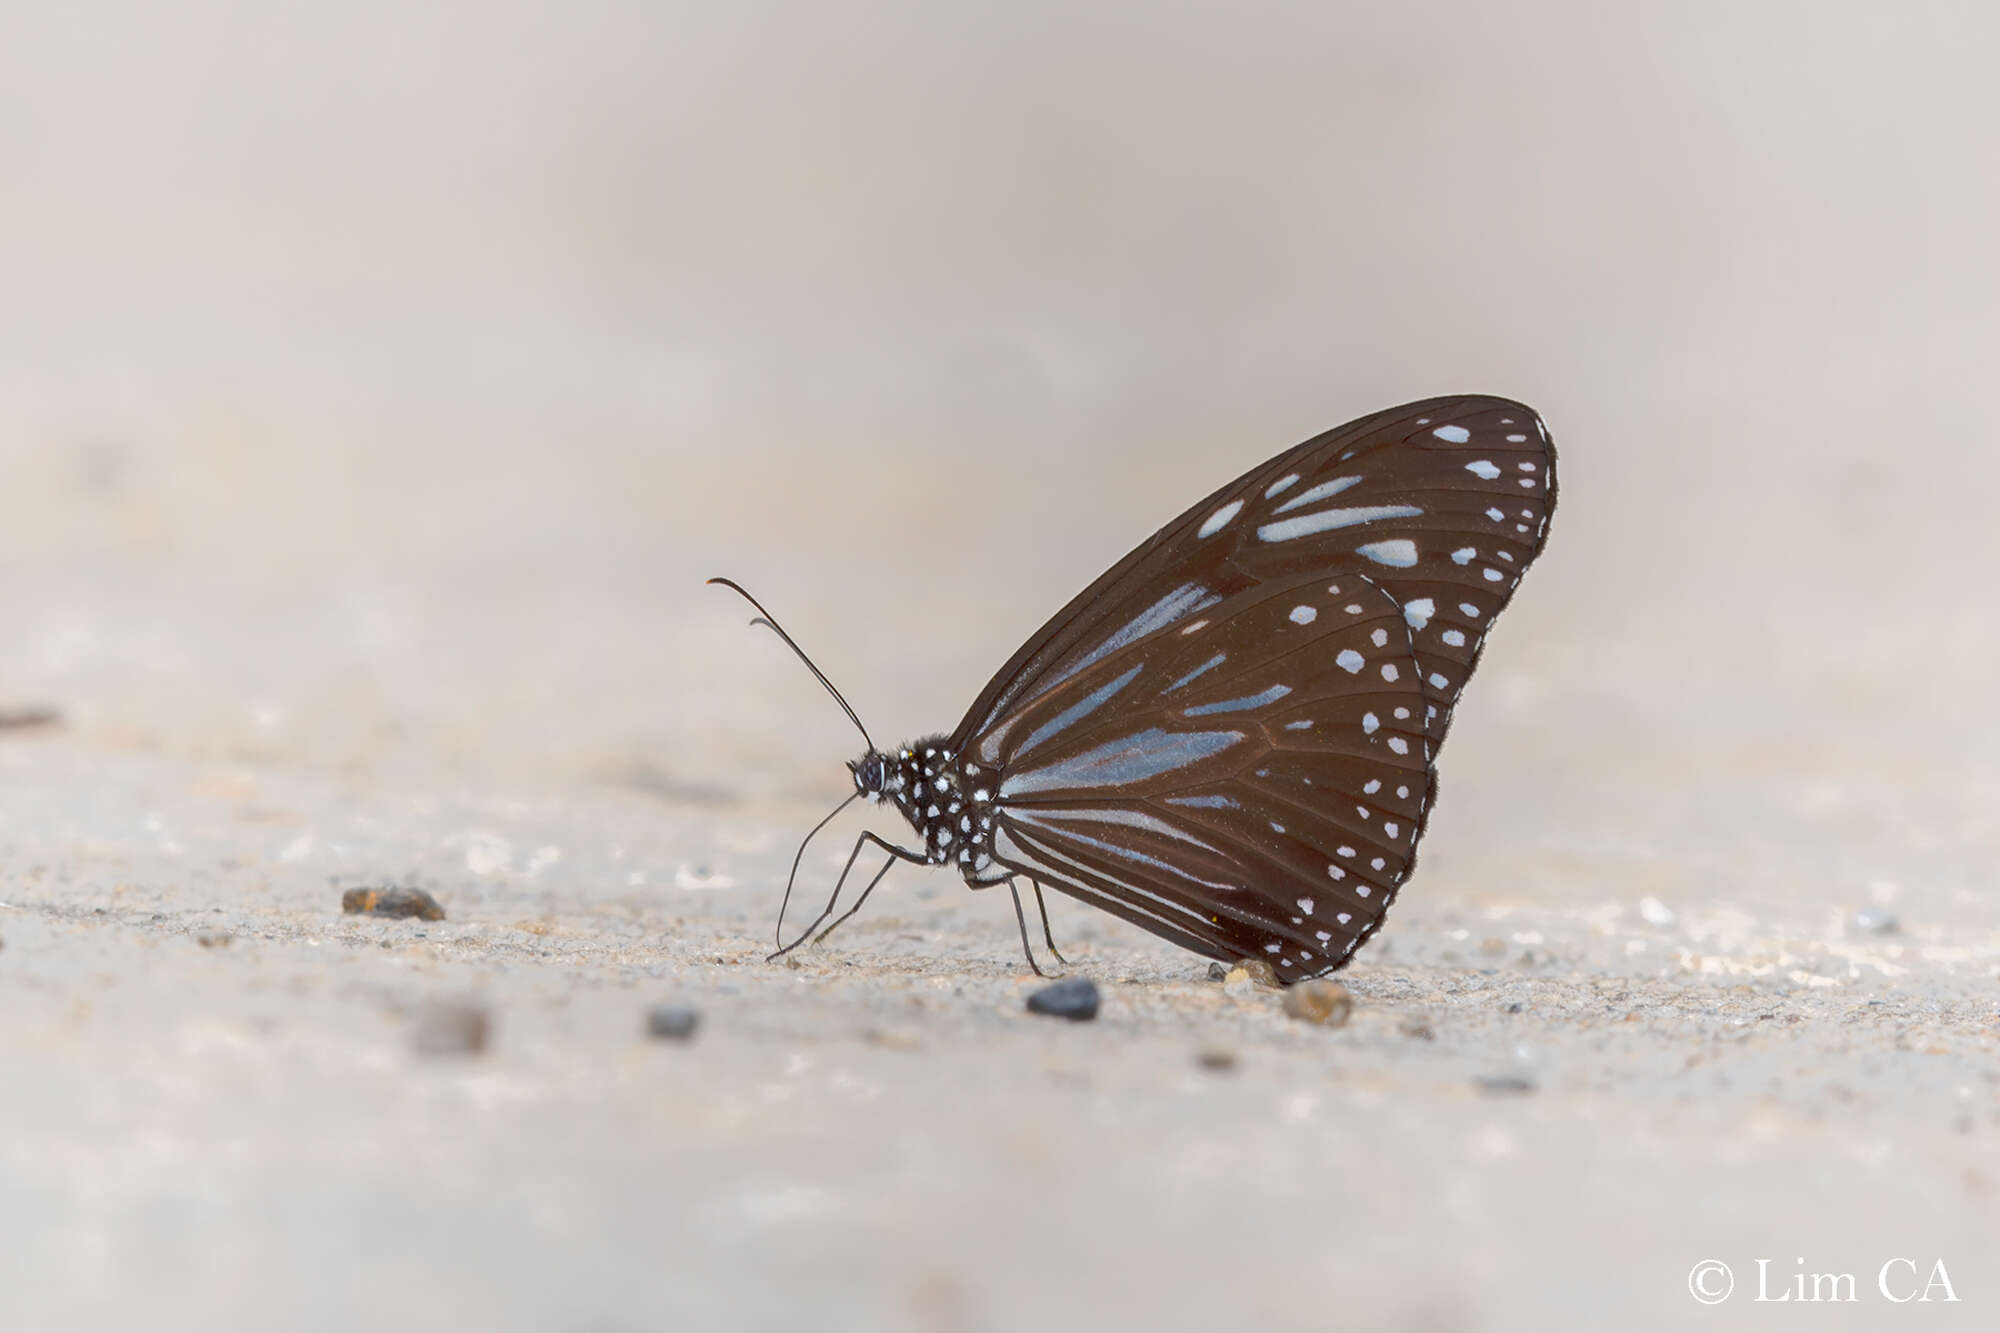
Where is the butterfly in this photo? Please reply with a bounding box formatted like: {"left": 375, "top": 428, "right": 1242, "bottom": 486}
{"left": 713, "top": 394, "right": 1556, "bottom": 983}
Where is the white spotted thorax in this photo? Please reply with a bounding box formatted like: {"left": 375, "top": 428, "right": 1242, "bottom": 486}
{"left": 759, "top": 395, "right": 1557, "bottom": 985}
{"left": 853, "top": 739, "right": 1003, "bottom": 877}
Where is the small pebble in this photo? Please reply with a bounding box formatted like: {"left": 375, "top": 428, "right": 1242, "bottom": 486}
{"left": 1401, "top": 1020, "right": 1435, "bottom": 1041}
{"left": 645, "top": 1004, "right": 701, "bottom": 1041}
{"left": 195, "top": 931, "right": 232, "bottom": 949}
{"left": 1282, "top": 979, "right": 1353, "bottom": 1027}
{"left": 342, "top": 887, "right": 445, "bottom": 921}
{"left": 1476, "top": 1073, "right": 1536, "bottom": 1096}
{"left": 861, "top": 1026, "right": 922, "bottom": 1052}
{"left": 1025, "top": 977, "right": 1100, "bottom": 1021}
{"left": 1638, "top": 896, "right": 1675, "bottom": 926}
{"left": 0, "top": 705, "right": 61, "bottom": 731}
{"left": 412, "top": 1001, "right": 490, "bottom": 1056}
{"left": 1233, "top": 957, "right": 1281, "bottom": 988}
{"left": 1852, "top": 907, "right": 1899, "bottom": 935}
{"left": 1196, "top": 1047, "right": 1238, "bottom": 1072}
{"left": 1206, "top": 961, "right": 1229, "bottom": 982}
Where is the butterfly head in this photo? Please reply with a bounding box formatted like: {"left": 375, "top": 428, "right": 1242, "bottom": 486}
{"left": 848, "top": 749, "right": 896, "bottom": 802}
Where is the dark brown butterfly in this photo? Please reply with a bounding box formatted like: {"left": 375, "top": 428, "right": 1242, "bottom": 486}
{"left": 714, "top": 394, "right": 1557, "bottom": 983}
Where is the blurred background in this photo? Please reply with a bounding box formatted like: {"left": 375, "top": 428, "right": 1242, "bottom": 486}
{"left": 3, "top": 3, "right": 1997, "bottom": 1330}
{"left": 6, "top": 0, "right": 1996, "bottom": 791}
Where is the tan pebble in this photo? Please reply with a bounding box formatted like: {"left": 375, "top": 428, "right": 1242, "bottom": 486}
{"left": 1282, "top": 980, "right": 1353, "bottom": 1027}
{"left": 1232, "top": 957, "right": 1281, "bottom": 988}
{"left": 412, "top": 1001, "right": 490, "bottom": 1056}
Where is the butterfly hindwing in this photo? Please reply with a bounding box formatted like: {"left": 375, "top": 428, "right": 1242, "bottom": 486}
{"left": 983, "top": 570, "right": 1433, "bottom": 978}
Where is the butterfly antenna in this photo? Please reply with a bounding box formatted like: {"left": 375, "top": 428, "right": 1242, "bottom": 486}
{"left": 707, "top": 577, "right": 875, "bottom": 751}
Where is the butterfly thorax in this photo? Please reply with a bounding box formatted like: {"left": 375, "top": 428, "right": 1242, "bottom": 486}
{"left": 850, "top": 736, "right": 1001, "bottom": 879}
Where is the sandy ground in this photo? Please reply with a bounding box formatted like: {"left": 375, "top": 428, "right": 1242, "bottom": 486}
{"left": 3, "top": 552, "right": 1996, "bottom": 1332}
{"left": 6, "top": 3, "right": 2000, "bottom": 1328}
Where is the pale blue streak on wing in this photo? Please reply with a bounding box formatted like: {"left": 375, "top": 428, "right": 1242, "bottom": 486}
{"left": 998, "top": 727, "right": 1244, "bottom": 798}
{"left": 1182, "top": 684, "right": 1292, "bottom": 716}
{"left": 1028, "top": 582, "right": 1221, "bottom": 700}
{"left": 1014, "top": 664, "right": 1144, "bottom": 759}
{"left": 1270, "top": 475, "right": 1361, "bottom": 514}
{"left": 1256, "top": 505, "right": 1423, "bottom": 543}
{"left": 1164, "top": 653, "right": 1226, "bottom": 694}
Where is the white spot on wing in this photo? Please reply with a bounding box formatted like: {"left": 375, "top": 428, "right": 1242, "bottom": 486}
{"left": 1198, "top": 500, "right": 1243, "bottom": 538}
{"left": 1466, "top": 460, "right": 1501, "bottom": 480}
{"left": 1289, "top": 604, "right": 1317, "bottom": 625}
{"left": 1403, "top": 597, "right": 1434, "bottom": 630}
{"left": 1264, "top": 473, "right": 1301, "bottom": 498}
{"left": 1355, "top": 539, "right": 1418, "bottom": 567}
{"left": 1431, "top": 424, "right": 1470, "bottom": 443}
{"left": 1336, "top": 649, "right": 1364, "bottom": 673}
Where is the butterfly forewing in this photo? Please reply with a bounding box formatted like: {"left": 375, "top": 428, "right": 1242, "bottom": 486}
{"left": 957, "top": 396, "right": 1554, "bottom": 746}
{"left": 955, "top": 395, "right": 1555, "bottom": 977}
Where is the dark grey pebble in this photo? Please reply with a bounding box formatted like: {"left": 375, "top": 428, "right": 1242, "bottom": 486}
{"left": 412, "top": 1001, "right": 490, "bottom": 1056}
{"left": 1206, "top": 962, "right": 1229, "bottom": 982}
{"left": 1196, "top": 1047, "right": 1238, "bottom": 1072}
{"left": 1476, "top": 1074, "right": 1537, "bottom": 1096}
{"left": 1025, "top": 977, "right": 1100, "bottom": 1021}
{"left": 646, "top": 1004, "right": 701, "bottom": 1041}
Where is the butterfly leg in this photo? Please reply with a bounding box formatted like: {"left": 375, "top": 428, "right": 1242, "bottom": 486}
{"left": 1028, "top": 878, "right": 1070, "bottom": 967}
{"left": 767, "top": 829, "right": 927, "bottom": 962}
{"left": 1007, "top": 880, "right": 1053, "bottom": 979}
{"left": 808, "top": 851, "right": 904, "bottom": 947}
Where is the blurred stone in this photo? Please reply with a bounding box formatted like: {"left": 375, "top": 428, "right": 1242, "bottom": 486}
{"left": 342, "top": 887, "right": 445, "bottom": 921}
{"left": 195, "top": 931, "right": 232, "bottom": 948}
{"left": 861, "top": 1026, "right": 922, "bottom": 1052}
{"left": 1206, "top": 961, "right": 1229, "bottom": 982}
{"left": 1282, "top": 980, "right": 1353, "bottom": 1026}
{"left": 1476, "top": 1074, "right": 1536, "bottom": 1096}
{"left": 1196, "top": 1047, "right": 1238, "bottom": 1072}
{"left": 1638, "top": 896, "right": 1675, "bottom": 926}
{"left": 0, "top": 705, "right": 61, "bottom": 732}
{"left": 1852, "top": 907, "right": 1899, "bottom": 935}
{"left": 412, "top": 1001, "right": 490, "bottom": 1056}
{"left": 645, "top": 1004, "right": 700, "bottom": 1041}
{"left": 1479, "top": 936, "right": 1507, "bottom": 955}
{"left": 1025, "top": 977, "right": 1099, "bottom": 1021}
{"left": 1401, "top": 1020, "right": 1435, "bottom": 1041}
